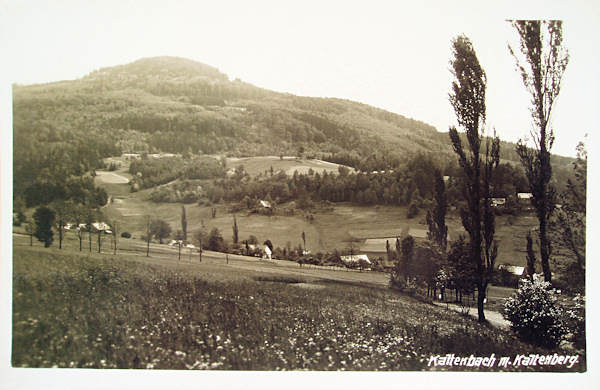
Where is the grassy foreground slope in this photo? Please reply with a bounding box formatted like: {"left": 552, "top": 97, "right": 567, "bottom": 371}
{"left": 12, "top": 246, "right": 584, "bottom": 371}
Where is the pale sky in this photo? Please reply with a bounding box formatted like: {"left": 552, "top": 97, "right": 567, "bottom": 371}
{"left": 2, "top": 0, "right": 599, "bottom": 158}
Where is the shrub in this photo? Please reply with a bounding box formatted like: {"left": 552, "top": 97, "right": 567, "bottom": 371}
{"left": 565, "top": 294, "right": 586, "bottom": 350}
{"left": 121, "top": 232, "right": 131, "bottom": 238}
{"left": 406, "top": 202, "right": 419, "bottom": 219}
{"left": 503, "top": 276, "right": 567, "bottom": 348}
{"left": 389, "top": 269, "right": 406, "bottom": 291}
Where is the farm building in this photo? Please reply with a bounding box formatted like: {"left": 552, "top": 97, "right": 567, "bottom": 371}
{"left": 360, "top": 229, "right": 430, "bottom": 262}
{"left": 361, "top": 238, "right": 394, "bottom": 262}
{"left": 517, "top": 192, "right": 533, "bottom": 204}
{"left": 407, "top": 228, "right": 428, "bottom": 240}
{"left": 498, "top": 265, "right": 525, "bottom": 276}
{"left": 92, "top": 222, "right": 112, "bottom": 232}
{"left": 340, "top": 254, "right": 371, "bottom": 266}
{"left": 491, "top": 198, "right": 506, "bottom": 207}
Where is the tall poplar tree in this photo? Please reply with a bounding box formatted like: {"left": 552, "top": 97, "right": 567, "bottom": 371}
{"left": 232, "top": 215, "right": 239, "bottom": 244}
{"left": 426, "top": 169, "right": 448, "bottom": 252}
{"left": 448, "top": 35, "right": 500, "bottom": 322}
{"left": 181, "top": 205, "right": 188, "bottom": 242}
{"left": 509, "top": 20, "right": 569, "bottom": 282}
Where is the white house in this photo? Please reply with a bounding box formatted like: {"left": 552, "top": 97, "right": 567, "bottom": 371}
{"left": 498, "top": 265, "right": 525, "bottom": 276}
{"left": 263, "top": 246, "right": 272, "bottom": 260}
{"left": 491, "top": 198, "right": 506, "bottom": 207}
{"left": 340, "top": 254, "right": 370, "bottom": 265}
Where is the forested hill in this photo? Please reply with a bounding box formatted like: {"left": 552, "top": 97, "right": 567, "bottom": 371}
{"left": 13, "top": 56, "right": 573, "bottom": 198}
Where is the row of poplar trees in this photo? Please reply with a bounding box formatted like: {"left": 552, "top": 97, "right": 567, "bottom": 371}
{"left": 447, "top": 21, "right": 569, "bottom": 322}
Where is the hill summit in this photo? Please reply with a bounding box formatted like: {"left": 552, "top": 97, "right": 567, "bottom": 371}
{"left": 86, "top": 56, "right": 229, "bottom": 82}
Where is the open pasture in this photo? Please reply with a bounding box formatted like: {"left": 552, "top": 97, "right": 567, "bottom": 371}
{"left": 226, "top": 156, "right": 354, "bottom": 177}
{"left": 91, "top": 153, "right": 540, "bottom": 266}
{"left": 99, "top": 184, "right": 538, "bottom": 267}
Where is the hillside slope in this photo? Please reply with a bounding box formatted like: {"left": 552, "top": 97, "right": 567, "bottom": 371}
{"left": 12, "top": 56, "right": 573, "bottom": 197}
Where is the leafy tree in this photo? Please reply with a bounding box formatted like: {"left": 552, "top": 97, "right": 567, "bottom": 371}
{"left": 33, "top": 206, "right": 55, "bottom": 247}
{"left": 50, "top": 200, "right": 71, "bottom": 250}
{"left": 389, "top": 235, "right": 414, "bottom": 289}
{"left": 83, "top": 206, "right": 97, "bottom": 252}
{"left": 13, "top": 197, "right": 26, "bottom": 227}
{"left": 108, "top": 219, "right": 120, "bottom": 255}
{"left": 525, "top": 230, "right": 537, "bottom": 279}
{"left": 140, "top": 215, "right": 154, "bottom": 257}
{"left": 385, "top": 239, "right": 393, "bottom": 262}
{"left": 95, "top": 210, "right": 105, "bottom": 253}
{"left": 446, "top": 235, "right": 476, "bottom": 303}
{"left": 302, "top": 231, "right": 306, "bottom": 253}
{"left": 24, "top": 220, "right": 36, "bottom": 246}
{"left": 232, "top": 214, "right": 239, "bottom": 244}
{"left": 426, "top": 169, "right": 448, "bottom": 252}
{"left": 401, "top": 235, "right": 415, "bottom": 282}
{"left": 357, "top": 258, "right": 370, "bottom": 272}
{"left": 406, "top": 200, "right": 419, "bottom": 219}
{"left": 344, "top": 238, "right": 360, "bottom": 263}
{"left": 71, "top": 204, "right": 87, "bottom": 251}
{"left": 509, "top": 20, "right": 569, "bottom": 282}
{"left": 151, "top": 218, "right": 172, "bottom": 244}
{"left": 425, "top": 169, "right": 449, "bottom": 299}
{"left": 481, "top": 131, "right": 500, "bottom": 295}
{"left": 551, "top": 142, "right": 586, "bottom": 284}
{"left": 448, "top": 35, "right": 500, "bottom": 322}
{"left": 208, "top": 227, "right": 224, "bottom": 251}
{"left": 174, "top": 229, "right": 185, "bottom": 259}
{"left": 192, "top": 229, "right": 204, "bottom": 261}
{"left": 181, "top": 205, "right": 188, "bottom": 242}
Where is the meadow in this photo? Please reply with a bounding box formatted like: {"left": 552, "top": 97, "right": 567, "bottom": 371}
{"left": 11, "top": 244, "right": 585, "bottom": 371}
{"left": 94, "top": 154, "right": 539, "bottom": 267}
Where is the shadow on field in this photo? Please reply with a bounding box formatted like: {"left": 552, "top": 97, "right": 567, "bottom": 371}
{"left": 252, "top": 275, "right": 308, "bottom": 284}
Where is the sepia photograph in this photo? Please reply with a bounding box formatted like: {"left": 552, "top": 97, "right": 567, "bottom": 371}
{"left": 1, "top": 0, "right": 597, "bottom": 388}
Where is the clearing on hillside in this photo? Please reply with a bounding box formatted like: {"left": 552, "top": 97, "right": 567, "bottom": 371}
{"left": 226, "top": 156, "right": 355, "bottom": 177}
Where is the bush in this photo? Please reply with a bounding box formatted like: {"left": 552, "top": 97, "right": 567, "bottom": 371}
{"left": 389, "top": 270, "right": 406, "bottom": 291}
{"left": 406, "top": 202, "right": 419, "bottom": 219}
{"left": 565, "top": 294, "right": 586, "bottom": 350}
{"left": 121, "top": 232, "right": 131, "bottom": 238}
{"left": 503, "top": 276, "right": 567, "bottom": 349}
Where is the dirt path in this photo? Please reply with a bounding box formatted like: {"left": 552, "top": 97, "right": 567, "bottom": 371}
{"left": 433, "top": 301, "right": 510, "bottom": 329}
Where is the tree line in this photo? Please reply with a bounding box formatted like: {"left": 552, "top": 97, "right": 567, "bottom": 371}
{"left": 387, "top": 21, "right": 583, "bottom": 328}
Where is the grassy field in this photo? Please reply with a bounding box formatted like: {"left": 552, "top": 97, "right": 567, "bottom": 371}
{"left": 100, "top": 195, "right": 538, "bottom": 267}
{"left": 91, "top": 154, "right": 540, "bottom": 267}
{"left": 226, "top": 156, "right": 355, "bottom": 177}
{"left": 11, "top": 241, "right": 585, "bottom": 371}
